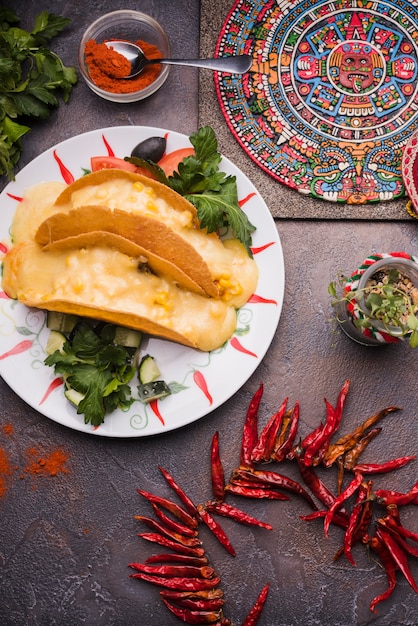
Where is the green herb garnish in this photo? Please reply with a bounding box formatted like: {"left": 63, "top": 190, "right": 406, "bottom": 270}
{"left": 0, "top": 7, "right": 77, "bottom": 180}
{"left": 126, "top": 126, "right": 256, "bottom": 255}
{"left": 45, "top": 323, "right": 136, "bottom": 426}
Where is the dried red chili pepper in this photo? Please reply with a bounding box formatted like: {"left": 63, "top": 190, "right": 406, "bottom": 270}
{"left": 378, "top": 519, "right": 418, "bottom": 558}
{"left": 366, "top": 534, "right": 398, "bottom": 613}
{"left": 136, "top": 488, "right": 198, "bottom": 529}
{"left": 334, "top": 481, "right": 373, "bottom": 562}
{"left": 300, "top": 380, "right": 350, "bottom": 467}
{"left": 275, "top": 402, "right": 300, "bottom": 462}
{"left": 145, "top": 553, "right": 208, "bottom": 567}
{"left": 139, "top": 532, "right": 205, "bottom": 557}
{"left": 151, "top": 503, "right": 198, "bottom": 538}
{"left": 159, "top": 588, "right": 224, "bottom": 601}
{"left": 160, "top": 589, "right": 225, "bottom": 611}
{"left": 240, "top": 384, "right": 263, "bottom": 469}
{"left": 375, "top": 480, "right": 418, "bottom": 506}
{"left": 353, "top": 480, "right": 373, "bottom": 536}
{"left": 273, "top": 410, "right": 291, "bottom": 450}
{"left": 342, "top": 480, "right": 369, "bottom": 566}
{"left": 385, "top": 503, "right": 401, "bottom": 523}
{"left": 343, "top": 427, "right": 382, "bottom": 470}
{"left": 336, "top": 456, "right": 345, "bottom": 495}
{"left": 130, "top": 571, "right": 221, "bottom": 590}
{"left": 225, "top": 483, "right": 290, "bottom": 500}
{"left": 229, "top": 476, "right": 273, "bottom": 490}
{"left": 300, "top": 509, "right": 349, "bottom": 531}
{"left": 135, "top": 515, "right": 202, "bottom": 547}
{"left": 322, "top": 405, "right": 400, "bottom": 468}
{"left": 298, "top": 422, "right": 324, "bottom": 457}
{"left": 241, "top": 582, "right": 270, "bottom": 626}
{"left": 211, "top": 432, "right": 225, "bottom": 502}
{"left": 159, "top": 466, "right": 199, "bottom": 518}
{"left": 376, "top": 527, "right": 418, "bottom": 593}
{"left": 303, "top": 400, "right": 336, "bottom": 467}
{"left": 129, "top": 562, "right": 215, "bottom": 579}
{"left": 197, "top": 507, "right": 236, "bottom": 556}
{"left": 380, "top": 515, "right": 418, "bottom": 544}
{"left": 353, "top": 455, "right": 415, "bottom": 475}
{"left": 205, "top": 501, "right": 272, "bottom": 530}
{"left": 324, "top": 472, "right": 363, "bottom": 538}
{"left": 251, "top": 398, "right": 288, "bottom": 463}
{"left": 237, "top": 468, "right": 317, "bottom": 509}
{"left": 161, "top": 596, "right": 223, "bottom": 624}
{"left": 296, "top": 456, "right": 347, "bottom": 514}
{"left": 333, "top": 379, "right": 350, "bottom": 425}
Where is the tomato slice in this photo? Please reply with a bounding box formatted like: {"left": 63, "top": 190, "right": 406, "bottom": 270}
{"left": 157, "top": 147, "right": 195, "bottom": 177}
{"left": 90, "top": 156, "right": 137, "bottom": 172}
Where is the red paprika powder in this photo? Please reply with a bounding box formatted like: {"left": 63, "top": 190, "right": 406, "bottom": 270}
{"left": 84, "top": 38, "right": 162, "bottom": 93}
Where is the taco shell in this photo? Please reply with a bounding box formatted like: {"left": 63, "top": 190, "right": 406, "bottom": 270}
{"left": 2, "top": 242, "right": 237, "bottom": 352}
{"left": 2, "top": 172, "right": 258, "bottom": 352}
{"left": 44, "top": 169, "right": 258, "bottom": 305}
{"left": 35, "top": 205, "right": 218, "bottom": 297}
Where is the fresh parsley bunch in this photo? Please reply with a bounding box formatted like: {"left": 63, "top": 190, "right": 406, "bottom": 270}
{"left": 0, "top": 7, "right": 77, "bottom": 180}
{"left": 45, "top": 324, "right": 136, "bottom": 427}
{"left": 127, "top": 126, "right": 256, "bottom": 255}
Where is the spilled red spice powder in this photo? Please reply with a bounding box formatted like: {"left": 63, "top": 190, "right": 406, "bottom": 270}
{"left": 0, "top": 447, "right": 14, "bottom": 497}
{"left": 3, "top": 423, "right": 13, "bottom": 436}
{"left": 23, "top": 446, "right": 70, "bottom": 477}
{"left": 0, "top": 425, "right": 71, "bottom": 497}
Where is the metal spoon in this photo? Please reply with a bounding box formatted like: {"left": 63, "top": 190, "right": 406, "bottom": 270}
{"left": 105, "top": 41, "right": 252, "bottom": 77}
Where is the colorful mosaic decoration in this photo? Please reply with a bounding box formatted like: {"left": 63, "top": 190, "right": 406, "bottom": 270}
{"left": 215, "top": 0, "right": 418, "bottom": 204}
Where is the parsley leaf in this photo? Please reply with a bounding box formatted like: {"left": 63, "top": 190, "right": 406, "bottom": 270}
{"left": 0, "top": 8, "right": 77, "bottom": 180}
{"left": 45, "top": 323, "right": 136, "bottom": 427}
{"left": 169, "top": 127, "right": 256, "bottom": 255}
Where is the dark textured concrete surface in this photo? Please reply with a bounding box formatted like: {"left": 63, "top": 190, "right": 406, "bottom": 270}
{"left": 0, "top": 2, "right": 417, "bottom": 625}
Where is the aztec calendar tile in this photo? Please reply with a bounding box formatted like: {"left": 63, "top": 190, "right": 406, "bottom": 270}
{"left": 215, "top": 0, "right": 418, "bottom": 204}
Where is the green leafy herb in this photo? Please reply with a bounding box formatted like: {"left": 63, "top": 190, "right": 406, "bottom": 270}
{"left": 44, "top": 323, "right": 136, "bottom": 426}
{"left": 0, "top": 8, "right": 77, "bottom": 180}
{"left": 126, "top": 126, "right": 256, "bottom": 255}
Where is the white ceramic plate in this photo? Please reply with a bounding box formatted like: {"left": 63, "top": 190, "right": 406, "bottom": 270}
{"left": 0, "top": 126, "right": 284, "bottom": 437}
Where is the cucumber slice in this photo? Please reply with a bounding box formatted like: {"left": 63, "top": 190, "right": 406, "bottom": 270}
{"left": 64, "top": 387, "right": 85, "bottom": 407}
{"left": 138, "top": 354, "right": 161, "bottom": 384}
{"left": 138, "top": 380, "right": 171, "bottom": 404}
{"left": 113, "top": 326, "right": 142, "bottom": 348}
{"left": 45, "top": 330, "right": 67, "bottom": 355}
{"left": 46, "top": 311, "right": 78, "bottom": 333}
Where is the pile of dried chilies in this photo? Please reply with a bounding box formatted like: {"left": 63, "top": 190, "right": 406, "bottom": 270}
{"left": 130, "top": 379, "right": 417, "bottom": 624}
{"left": 130, "top": 465, "right": 270, "bottom": 625}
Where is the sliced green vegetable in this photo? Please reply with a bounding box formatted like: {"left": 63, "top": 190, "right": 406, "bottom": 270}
{"left": 137, "top": 380, "right": 171, "bottom": 404}
{"left": 45, "top": 329, "right": 66, "bottom": 355}
{"left": 138, "top": 354, "right": 161, "bottom": 384}
{"left": 113, "top": 326, "right": 142, "bottom": 349}
{"left": 64, "top": 386, "right": 85, "bottom": 407}
{"left": 46, "top": 311, "right": 79, "bottom": 333}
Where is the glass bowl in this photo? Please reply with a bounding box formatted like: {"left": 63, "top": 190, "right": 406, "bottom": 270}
{"left": 78, "top": 10, "right": 170, "bottom": 103}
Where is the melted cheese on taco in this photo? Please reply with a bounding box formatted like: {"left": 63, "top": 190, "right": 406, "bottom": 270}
{"left": 2, "top": 174, "right": 258, "bottom": 352}
{"left": 35, "top": 170, "right": 258, "bottom": 306}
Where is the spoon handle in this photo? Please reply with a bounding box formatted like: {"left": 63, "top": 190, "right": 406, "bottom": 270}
{"left": 149, "top": 54, "right": 252, "bottom": 74}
